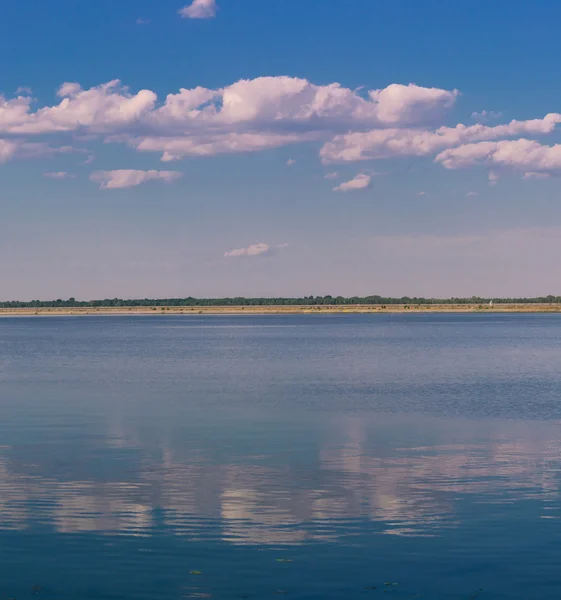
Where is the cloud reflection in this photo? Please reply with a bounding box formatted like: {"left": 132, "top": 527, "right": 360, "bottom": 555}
{"left": 1, "top": 417, "right": 560, "bottom": 542}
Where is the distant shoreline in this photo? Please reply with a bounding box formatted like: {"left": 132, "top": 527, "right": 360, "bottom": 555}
{"left": 2, "top": 304, "right": 561, "bottom": 316}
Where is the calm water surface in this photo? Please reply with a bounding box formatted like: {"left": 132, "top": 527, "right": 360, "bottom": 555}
{"left": 1, "top": 314, "right": 561, "bottom": 599}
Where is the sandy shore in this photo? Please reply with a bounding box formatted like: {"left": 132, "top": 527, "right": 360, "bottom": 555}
{"left": 1, "top": 303, "right": 561, "bottom": 316}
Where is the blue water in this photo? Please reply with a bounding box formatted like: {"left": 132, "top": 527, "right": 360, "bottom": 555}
{"left": 1, "top": 314, "right": 561, "bottom": 599}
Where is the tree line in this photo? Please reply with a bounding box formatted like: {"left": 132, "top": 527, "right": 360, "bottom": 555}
{"left": 1, "top": 295, "right": 561, "bottom": 308}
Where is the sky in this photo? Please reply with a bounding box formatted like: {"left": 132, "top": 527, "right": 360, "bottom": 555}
{"left": 3, "top": 0, "right": 561, "bottom": 300}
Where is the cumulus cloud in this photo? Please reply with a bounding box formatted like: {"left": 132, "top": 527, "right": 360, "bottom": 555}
{"left": 466, "top": 191, "right": 479, "bottom": 197}
{"left": 44, "top": 171, "right": 75, "bottom": 179}
{"left": 0, "top": 78, "right": 458, "bottom": 161}
{"left": 368, "top": 83, "right": 458, "bottom": 125}
{"left": 416, "top": 191, "right": 427, "bottom": 196}
{"left": 89, "top": 169, "right": 182, "bottom": 189}
{"left": 179, "top": 0, "right": 217, "bottom": 19}
{"left": 2, "top": 75, "right": 561, "bottom": 181}
{"left": 224, "top": 242, "right": 288, "bottom": 258}
{"left": 435, "top": 139, "right": 561, "bottom": 176}
{"left": 333, "top": 173, "right": 371, "bottom": 192}
{"left": 324, "top": 171, "right": 339, "bottom": 179}
{"left": 147, "top": 79, "right": 457, "bottom": 131}
{"left": 320, "top": 114, "right": 561, "bottom": 163}
{"left": 286, "top": 158, "right": 296, "bottom": 166}
{"left": 0, "top": 80, "right": 157, "bottom": 135}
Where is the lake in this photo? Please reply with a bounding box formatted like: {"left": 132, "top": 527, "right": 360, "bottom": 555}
{"left": 1, "top": 313, "right": 560, "bottom": 599}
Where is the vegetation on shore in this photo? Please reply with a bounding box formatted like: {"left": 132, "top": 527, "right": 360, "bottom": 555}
{"left": 1, "top": 295, "right": 561, "bottom": 309}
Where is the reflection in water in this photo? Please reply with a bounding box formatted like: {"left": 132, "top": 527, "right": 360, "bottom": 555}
{"left": 3, "top": 315, "right": 561, "bottom": 599}
{"left": 1, "top": 416, "right": 560, "bottom": 541}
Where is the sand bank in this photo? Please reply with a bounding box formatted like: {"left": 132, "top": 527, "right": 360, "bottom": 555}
{"left": 1, "top": 303, "right": 561, "bottom": 316}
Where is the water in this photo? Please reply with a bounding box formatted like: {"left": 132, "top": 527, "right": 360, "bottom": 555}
{"left": 1, "top": 313, "right": 560, "bottom": 599}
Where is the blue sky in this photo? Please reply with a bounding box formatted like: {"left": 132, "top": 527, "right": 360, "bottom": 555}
{"left": 2, "top": 0, "right": 561, "bottom": 299}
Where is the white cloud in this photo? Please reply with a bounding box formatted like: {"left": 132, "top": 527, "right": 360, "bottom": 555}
{"left": 0, "top": 78, "right": 458, "bottom": 161}
{"left": 148, "top": 79, "right": 457, "bottom": 131}
{"left": 416, "top": 191, "right": 427, "bottom": 196}
{"left": 89, "top": 169, "right": 182, "bottom": 189}
{"left": 57, "top": 82, "right": 81, "bottom": 98}
{"left": 320, "top": 114, "right": 561, "bottom": 163}
{"left": 466, "top": 191, "right": 479, "bottom": 197}
{"left": 436, "top": 139, "right": 561, "bottom": 176}
{"left": 368, "top": 83, "right": 458, "bottom": 125}
{"left": 324, "top": 171, "right": 339, "bottom": 179}
{"left": 333, "top": 173, "right": 371, "bottom": 192}
{"left": 178, "top": 0, "right": 217, "bottom": 19}
{"left": 286, "top": 158, "right": 296, "bottom": 166}
{"left": 224, "top": 242, "right": 288, "bottom": 258}
{"left": 15, "top": 86, "right": 32, "bottom": 95}
{"left": 132, "top": 132, "right": 309, "bottom": 160}
{"left": 0, "top": 96, "right": 35, "bottom": 132}
{"left": 488, "top": 171, "right": 499, "bottom": 186}
{"left": 44, "top": 171, "right": 75, "bottom": 179}
{"left": 0, "top": 80, "right": 157, "bottom": 135}
{"left": 136, "top": 17, "right": 150, "bottom": 25}
{"left": 2, "top": 75, "right": 561, "bottom": 181}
